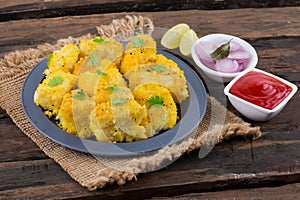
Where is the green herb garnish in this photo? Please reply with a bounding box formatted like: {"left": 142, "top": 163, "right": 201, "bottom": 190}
{"left": 132, "top": 37, "right": 144, "bottom": 48}
{"left": 148, "top": 96, "right": 164, "bottom": 107}
{"left": 153, "top": 64, "right": 166, "bottom": 71}
{"left": 47, "top": 53, "right": 53, "bottom": 66}
{"left": 111, "top": 98, "right": 126, "bottom": 104}
{"left": 87, "top": 55, "right": 99, "bottom": 66}
{"left": 107, "top": 84, "right": 118, "bottom": 92}
{"left": 92, "top": 38, "right": 105, "bottom": 43}
{"left": 96, "top": 70, "right": 107, "bottom": 76}
{"left": 210, "top": 39, "right": 232, "bottom": 60}
{"left": 48, "top": 76, "right": 63, "bottom": 87}
{"left": 73, "top": 90, "right": 86, "bottom": 99}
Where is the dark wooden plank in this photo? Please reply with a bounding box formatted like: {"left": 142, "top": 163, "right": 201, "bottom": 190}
{"left": 0, "top": 132, "right": 299, "bottom": 199}
{"left": 0, "top": 159, "right": 73, "bottom": 191}
{"left": 0, "top": 108, "right": 8, "bottom": 119}
{"left": 150, "top": 183, "right": 300, "bottom": 200}
{"left": 0, "top": 117, "right": 48, "bottom": 162}
{"left": 1, "top": 0, "right": 300, "bottom": 22}
{"left": 1, "top": 7, "right": 300, "bottom": 58}
{"left": 0, "top": 183, "right": 92, "bottom": 200}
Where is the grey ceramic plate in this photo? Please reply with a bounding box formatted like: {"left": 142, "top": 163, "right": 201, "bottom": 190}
{"left": 21, "top": 50, "right": 207, "bottom": 156}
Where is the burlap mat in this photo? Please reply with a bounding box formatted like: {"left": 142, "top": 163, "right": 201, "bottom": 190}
{"left": 0, "top": 15, "right": 261, "bottom": 190}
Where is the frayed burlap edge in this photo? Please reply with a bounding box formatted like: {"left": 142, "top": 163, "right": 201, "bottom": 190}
{"left": 0, "top": 15, "right": 261, "bottom": 190}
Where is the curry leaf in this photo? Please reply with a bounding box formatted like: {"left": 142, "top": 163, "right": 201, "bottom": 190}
{"left": 210, "top": 39, "right": 232, "bottom": 60}
{"left": 48, "top": 76, "right": 63, "bottom": 87}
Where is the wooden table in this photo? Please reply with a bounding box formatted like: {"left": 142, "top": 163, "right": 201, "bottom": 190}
{"left": 1, "top": 1, "right": 300, "bottom": 199}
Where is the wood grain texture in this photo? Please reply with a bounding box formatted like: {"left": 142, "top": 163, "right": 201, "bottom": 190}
{"left": 0, "top": 117, "right": 48, "bottom": 162}
{"left": 150, "top": 183, "right": 300, "bottom": 199}
{"left": 1, "top": 7, "right": 300, "bottom": 59}
{"left": 0, "top": 5, "right": 300, "bottom": 200}
{"left": 1, "top": 0, "right": 300, "bottom": 21}
{"left": 0, "top": 135, "right": 299, "bottom": 199}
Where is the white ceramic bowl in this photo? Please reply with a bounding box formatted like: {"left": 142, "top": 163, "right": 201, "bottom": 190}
{"left": 224, "top": 68, "right": 298, "bottom": 121}
{"left": 191, "top": 33, "right": 258, "bottom": 82}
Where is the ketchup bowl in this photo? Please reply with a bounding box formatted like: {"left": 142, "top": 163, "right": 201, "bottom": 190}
{"left": 224, "top": 68, "right": 298, "bottom": 121}
{"left": 192, "top": 33, "right": 258, "bottom": 82}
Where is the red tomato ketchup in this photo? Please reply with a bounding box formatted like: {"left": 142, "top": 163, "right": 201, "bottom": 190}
{"left": 229, "top": 71, "right": 293, "bottom": 110}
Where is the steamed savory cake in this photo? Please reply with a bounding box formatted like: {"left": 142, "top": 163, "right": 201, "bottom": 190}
{"left": 56, "top": 89, "right": 95, "bottom": 138}
{"left": 89, "top": 98, "right": 147, "bottom": 142}
{"left": 133, "top": 83, "right": 177, "bottom": 130}
{"left": 120, "top": 34, "right": 157, "bottom": 74}
{"left": 34, "top": 70, "right": 76, "bottom": 117}
{"left": 46, "top": 44, "right": 80, "bottom": 75}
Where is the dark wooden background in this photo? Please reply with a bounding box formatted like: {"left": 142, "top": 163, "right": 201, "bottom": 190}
{"left": 1, "top": 0, "right": 300, "bottom": 21}
{"left": 0, "top": 1, "right": 300, "bottom": 199}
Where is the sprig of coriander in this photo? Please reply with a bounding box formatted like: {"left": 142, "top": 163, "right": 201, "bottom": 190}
{"left": 48, "top": 76, "right": 63, "bottom": 87}
{"left": 47, "top": 53, "right": 53, "bottom": 66}
{"left": 153, "top": 64, "right": 166, "bottom": 71}
{"left": 92, "top": 38, "right": 105, "bottom": 43}
{"left": 87, "top": 55, "right": 99, "bottom": 66}
{"left": 107, "top": 84, "right": 118, "bottom": 92}
{"left": 132, "top": 37, "right": 144, "bottom": 48}
{"left": 73, "top": 90, "right": 86, "bottom": 99}
{"left": 148, "top": 96, "right": 164, "bottom": 107}
{"left": 210, "top": 39, "right": 232, "bottom": 60}
{"left": 110, "top": 98, "right": 126, "bottom": 104}
{"left": 96, "top": 70, "right": 107, "bottom": 76}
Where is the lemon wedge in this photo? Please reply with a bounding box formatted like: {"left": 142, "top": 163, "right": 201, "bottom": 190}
{"left": 179, "top": 29, "right": 199, "bottom": 57}
{"left": 161, "top": 24, "right": 190, "bottom": 49}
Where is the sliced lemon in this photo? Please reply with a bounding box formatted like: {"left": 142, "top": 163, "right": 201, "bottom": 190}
{"left": 161, "top": 24, "right": 190, "bottom": 49}
{"left": 179, "top": 29, "right": 199, "bottom": 57}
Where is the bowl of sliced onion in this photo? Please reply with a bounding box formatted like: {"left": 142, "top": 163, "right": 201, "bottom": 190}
{"left": 191, "top": 33, "right": 258, "bottom": 82}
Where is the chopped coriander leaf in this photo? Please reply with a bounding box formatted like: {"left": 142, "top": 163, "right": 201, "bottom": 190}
{"left": 111, "top": 98, "right": 126, "bottom": 104}
{"left": 73, "top": 90, "right": 86, "bottom": 99}
{"left": 132, "top": 37, "right": 144, "bottom": 48}
{"left": 107, "top": 84, "right": 118, "bottom": 92}
{"left": 48, "top": 76, "right": 63, "bottom": 87}
{"left": 210, "top": 39, "right": 232, "bottom": 60}
{"left": 87, "top": 55, "right": 99, "bottom": 66}
{"left": 148, "top": 96, "right": 164, "bottom": 107}
{"left": 153, "top": 64, "right": 166, "bottom": 71}
{"left": 96, "top": 70, "right": 107, "bottom": 76}
{"left": 92, "top": 38, "right": 105, "bottom": 43}
{"left": 47, "top": 53, "right": 53, "bottom": 66}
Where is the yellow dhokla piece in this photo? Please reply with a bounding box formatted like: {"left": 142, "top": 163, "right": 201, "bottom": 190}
{"left": 120, "top": 34, "right": 157, "bottom": 74}
{"left": 148, "top": 54, "right": 184, "bottom": 76}
{"left": 94, "top": 68, "right": 127, "bottom": 104}
{"left": 34, "top": 70, "right": 76, "bottom": 117}
{"left": 89, "top": 98, "right": 147, "bottom": 142}
{"left": 133, "top": 83, "right": 177, "bottom": 130}
{"left": 56, "top": 90, "right": 95, "bottom": 138}
{"left": 124, "top": 63, "right": 189, "bottom": 102}
{"left": 46, "top": 44, "right": 80, "bottom": 75}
